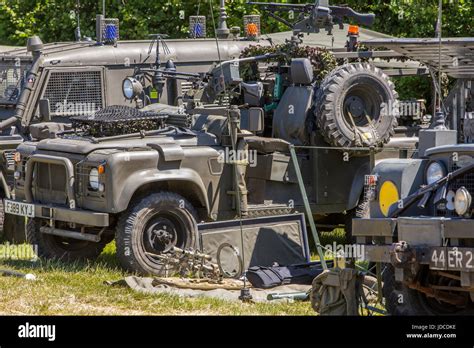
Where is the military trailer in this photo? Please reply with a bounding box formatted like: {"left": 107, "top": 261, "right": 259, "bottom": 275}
{"left": 351, "top": 38, "right": 474, "bottom": 315}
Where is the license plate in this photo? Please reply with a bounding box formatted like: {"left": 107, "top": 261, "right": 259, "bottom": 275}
{"left": 4, "top": 199, "right": 35, "bottom": 218}
{"left": 430, "top": 247, "right": 474, "bottom": 271}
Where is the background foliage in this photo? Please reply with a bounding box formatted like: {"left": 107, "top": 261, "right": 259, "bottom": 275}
{"left": 0, "top": 0, "right": 472, "bottom": 46}
{"left": 0, "top": 0, "right": 471, "bottom": 102}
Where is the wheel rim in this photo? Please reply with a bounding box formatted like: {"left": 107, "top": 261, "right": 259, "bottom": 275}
{"left": 141, "top": 211, "right": 189, "bottom": 266}
{"left": 342, "top": 84, "right": 384, "bottom": 133}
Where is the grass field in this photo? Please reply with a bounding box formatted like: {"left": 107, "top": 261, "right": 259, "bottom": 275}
{"left": 0, "top": 243, "right": 314, "bottom": 316}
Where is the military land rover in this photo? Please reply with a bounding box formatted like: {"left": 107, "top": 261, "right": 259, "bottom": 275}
{"left": 0, "top": 13, "right": 273, "bottom": 241}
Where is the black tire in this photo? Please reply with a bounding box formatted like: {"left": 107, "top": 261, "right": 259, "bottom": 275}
{"left": 383, "top": 265, "right": 421, "bottom": 315}
{"left": 26, "top": 218, "right": 108, "bottom": 261}
{"left": 115, "top": 192, "right": 198, "bottom": 276}
{"left": 383, "top": 265, "right": 474, "bottom": 315}
{"left": 315, "top": 63, "right": 398, "bottom": 149}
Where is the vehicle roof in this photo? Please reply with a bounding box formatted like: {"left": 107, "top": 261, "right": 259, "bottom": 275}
{"left": 425, "top": 144, "right": 474, "bottom": 156}
{"left": 0, "top": 25, "right": 396, "bottom": 66}
{"left": 0, "top": 45, "right": 18, "bottom": 53}
{"left": 0, "top": 39, "right": 270, "bottom": 67}
{"left": 266, "top": 24, "right": 393, "bottom": 48}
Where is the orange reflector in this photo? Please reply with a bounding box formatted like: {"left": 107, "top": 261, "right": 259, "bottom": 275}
{"left": 246, "top": 23, "right": 259, "bottom": 37}
{"left": 367, "top": 175, "right": 377, "bottom": 186}
{"left": 97, "top": 165, "right": 105, "bottom": 174}
{"left": 13, "top": 152, "right": 21, "bottom": 163}
{"left": 348, "top": 25, "right": 359, "bottom": 35}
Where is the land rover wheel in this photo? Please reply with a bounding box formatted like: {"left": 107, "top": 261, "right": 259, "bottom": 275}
{"left": 315, "top": 63, "right": 398, "bottom": 150}
{"left": 26, "top": 219, "right": 108, "bottom": 261}
{"left": 383, "top": 265, "right": 474, "bottom": 315}
{"left": 116, "top": 192, "right": 198, "bottom": 276}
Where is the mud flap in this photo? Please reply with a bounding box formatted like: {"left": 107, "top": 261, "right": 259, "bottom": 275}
{"left": 3, "top": 215, "right": 27, "bottom": 244}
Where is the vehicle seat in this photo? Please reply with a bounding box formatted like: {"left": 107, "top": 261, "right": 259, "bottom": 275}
{"left": 241, "top": 81, "right": 264, "bottom": 107}
{"left": 192, "top": 114, "right": 228, "bottom": 142}
{"left": 273, "top": 58, "right": 314, "bottom": 145}
{"left": 290, "top": 58, "right": 314, "bottom": 85}
{"left": 244, "top": 136, "right": 290, "bottom": 154}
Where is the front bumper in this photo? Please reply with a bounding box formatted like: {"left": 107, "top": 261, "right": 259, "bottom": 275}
{"left": 353, "top": 216, "right": 474, "bottom": 243}
{"left": 13, "top": 153, "right": 110, "bottom": 227}
{"left": 353, "top": 217, "right": 474, "bottom": 274}
{"left": 5, "top": 199, "right": 110, "bottom": 227}
{"left": 32, "top": 202, "right": 109, "bottom": 227}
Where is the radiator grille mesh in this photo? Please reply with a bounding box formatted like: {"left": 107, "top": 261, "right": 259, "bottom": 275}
{"left": 43, "top": 71, "right": 103, "bottom": 116}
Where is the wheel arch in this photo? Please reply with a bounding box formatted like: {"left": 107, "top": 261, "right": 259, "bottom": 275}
{"left": 117, "top": 169, "right": 210, "bottom": 218}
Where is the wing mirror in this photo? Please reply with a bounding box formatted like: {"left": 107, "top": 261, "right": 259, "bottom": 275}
{"left": 39, "top": 98, "right": 51, "bottom": 121}
{"left": 242, "top": 107, "right": 264, "bottom": 133}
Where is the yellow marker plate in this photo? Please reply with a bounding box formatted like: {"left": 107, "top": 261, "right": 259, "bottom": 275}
{"left": 379, "top": 181, "right": 399, "bottom": 217}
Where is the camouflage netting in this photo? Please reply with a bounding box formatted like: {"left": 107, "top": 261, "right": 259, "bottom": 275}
{"left": 239, "top": 43, "right": 337, "bottom": 83}
{"left": 71, "top": 105, "right": 168, "bottom": 137}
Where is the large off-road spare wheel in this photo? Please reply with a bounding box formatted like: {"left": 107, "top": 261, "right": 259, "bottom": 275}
{"left": 315, "top": 63, "right": 399, "bottom": 149}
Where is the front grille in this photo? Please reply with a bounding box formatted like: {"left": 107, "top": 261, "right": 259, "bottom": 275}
{"left": 180, "top": 81, "right": 194, "bottom": 95}
{"left": 0, "top": 62, "right": 29, "bottom": 104}
{"left": 34, "top": 163, "right": 68, "bottom": 205}
{"left": 3, "top": 150, "right": 15, "bottom": 168}
{"left": 43, "top": 71, "right": 103, "bottom": 116}
{"left": 437, "top": 159, "right": 474, "bottom": 216}
{"left": 75, "top": 161, "right": 92, "bottom": 194}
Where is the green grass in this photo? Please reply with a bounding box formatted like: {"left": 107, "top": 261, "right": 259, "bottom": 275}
{"left": 0, "top": 243, "right": 314, "bottom": 316}
{"left": 0, "top": 228, "right": 381, "bottom": 316}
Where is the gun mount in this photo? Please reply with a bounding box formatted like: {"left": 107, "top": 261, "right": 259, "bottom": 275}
{"left": 247, "top": 1, "right": 375, "bottom": 35}
{"left": 123, "top": 52, "right": 283, "bottom": 107}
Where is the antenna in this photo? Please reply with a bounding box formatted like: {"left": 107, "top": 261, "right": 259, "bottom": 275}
{"left": 75, "top": 0, "right": 81, "bottom": 41}
{"left": 436, "top": 0, "right": 442, "bottom": 111}
{"left": 216, "top": 0, "right": 230, "bottom": 39}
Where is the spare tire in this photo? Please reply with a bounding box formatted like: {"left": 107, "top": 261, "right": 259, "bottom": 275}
{"left": 315, "top": 63, "right": 398, "bottom": 149}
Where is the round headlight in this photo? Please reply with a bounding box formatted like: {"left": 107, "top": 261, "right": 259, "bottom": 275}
{"left": 426, "top": 161, "right": 446, "bottom": 185}
{"left": 89, "top": 168, "right": 100, "bottom": 191}
{"left": 122, "top": 77, "right": 143, "bottom": 100}
{"left": 454, "top": 187, "right": 472, "bottom": 216}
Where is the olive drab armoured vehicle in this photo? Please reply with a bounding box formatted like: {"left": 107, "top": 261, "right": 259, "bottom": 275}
{"left": 5, "top": 1, "right": 420, "bottom": 275}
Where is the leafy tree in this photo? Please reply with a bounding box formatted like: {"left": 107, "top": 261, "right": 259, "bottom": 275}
{"left": 0, "top": 0, "right": 471, "bottom": 102}
{"left": 1, "top": 0, "right": 471, "bottom": 46}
